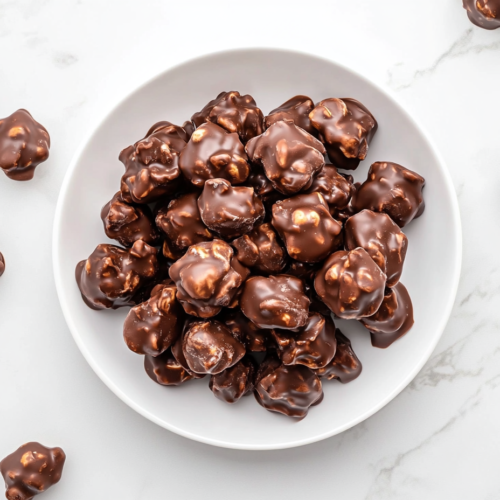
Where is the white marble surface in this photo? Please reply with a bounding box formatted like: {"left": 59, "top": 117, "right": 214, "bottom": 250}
{"left": 0, "top": 0, "right": 497, "bottom": 498}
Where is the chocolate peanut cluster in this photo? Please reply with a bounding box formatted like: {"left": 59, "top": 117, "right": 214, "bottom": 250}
{"left": 463, "top": 0, "right": 500, "bottom": 29}
{"left": 76, "top": 90, "right": 425, "bottom": 420}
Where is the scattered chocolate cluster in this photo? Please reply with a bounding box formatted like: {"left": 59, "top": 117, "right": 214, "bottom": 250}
{"left": 463, "top": 0, "right": 500, "bottom": 29}
{"left": 76, "top": 90, "right": 425, "bottom": 420}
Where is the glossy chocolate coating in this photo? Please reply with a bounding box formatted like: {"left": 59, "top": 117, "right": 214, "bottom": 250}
{"left": 273, "top": 312, "right": 337, "bottom": 369}
{"left": 123, "top": 281, "right": 184, "bottom": 356}
{"left": 119, "top": 122, "right": 185, "bottom": 204}
{"left": 75, "top": 240, "right": 158, "bottom": 310}
{"left": 179, "top": 122, "right": 250, "bottom": 187}
{"left": 198, "top": 178, "right": 264, "bottom": 239}
{"left": 168, "top": 240, "right": 246, "bottom": 317}
{"left": 191, "top": 91, "right": 264, "bottom": 143}
{"left": 1, "top": 442, "right": 66, "bottom": 500}
{"left": 155, "top": 192, "right": 213, "bottom": 259}
{"left": 171, "top": 325, "right": 205, "bottom": 379}
{"left": 232, "top": 223, "right": 287, "bottom": 274}
{"left": 264, "top": 95, "right": 316, "bottom": 135}
{"left": 254, "top": 354, "right": 323, "bottom": 419}
{"left": 245, "top": 120, "right": 326, "bottom": 195}
{"left": 351, "top": 162, "right": 425, "bottom": 228}
{"left": 0, "top": 252, "right": 4, "bottom": 277}
{"left": 101, "top": 191, "right": 159, "bottom": 247}
{"left": 304, "top": 165, "right": 353, "bottom": 212}
{"left": 240, "top": 275, "right": 310, "bottom": 330}
{"left": 361, "top": 282, "right": 414, "bottom": 348}
{"left": 345, "top": 210, "right": 408, "bottom": 287}
{"left": 272, "top": 192, "right": 343, "bottom": 263}
{"left": 182, "top": 320, "right": 245, "bottom": 375}
{"left": 314, "top": 248, "right": 386, "bottom": 319}
{"left": 315, "top": 329, "right": 362, "bottom": 383}
{"left": 182, "top": 120, "right": 195, "bottom": 139}
{"left": 463, "top": 0, "right": 500, "bottom": 28}
{"left": 309, "top": 98, "right": 377, "bottom": 170}
{"left": 222, "top": 309, "right": 274, "bottom": 352}
{"left": 209, "top": 355, "right": 256, "bottom": 403}
{"left": 144, "top": 348, "right": 194, "bottom": 386}
{"left": 0, "top": 109, "right": 50, "bottom": 181}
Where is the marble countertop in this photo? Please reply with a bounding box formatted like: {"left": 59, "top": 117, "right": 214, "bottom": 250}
{"left": 0, "top": 0, "right": 497, "bottom": 498}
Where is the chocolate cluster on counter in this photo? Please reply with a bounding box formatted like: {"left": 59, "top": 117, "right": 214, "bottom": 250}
{"left": 75, "top": 90, "right": 426, "bottom": 419}
{"left": 463, "top": 0, "right": 500, "bottom": 29}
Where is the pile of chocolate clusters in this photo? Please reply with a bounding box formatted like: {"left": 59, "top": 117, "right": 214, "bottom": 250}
{"left": 76, "top": 91, "right": 425, "bottom": 420}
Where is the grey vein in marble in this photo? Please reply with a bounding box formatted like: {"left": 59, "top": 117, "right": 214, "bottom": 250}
{"left": 53, "top": 52, "right": 78, "bottom": 68}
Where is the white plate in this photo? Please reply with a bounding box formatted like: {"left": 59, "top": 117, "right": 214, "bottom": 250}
{"left": 53, "top": 48, "right": 462, "bottom": 450}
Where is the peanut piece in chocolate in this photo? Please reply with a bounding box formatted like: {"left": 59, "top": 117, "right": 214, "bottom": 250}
{"left": 264, "top": 95, "right": 316, "bottom": 135}
{"left": 101, "top": 191, "right": 159, "bottom": 247}
{"left": 0, "top": 109, "right": 50, "bottom": 181}
{"left": 222, "top": 309, "right": 274, "bottom": 352}
{"left": 240, "top": 275, "right": 310, "bottom": 330}
{"left": 191, "top": 91, "right": 264, "bottom": 144}
{"left": 232, "top": 223, "right": 287, "bottom": 274}
{"left": 144, "top": 348, "right": 194, "bottom": 386}
{"left": 345, "top": 209, "right": 408, "bottom": 287}
{"left": 272, "top": 192, "right": 342, "bottom": 263}
{"left": 361, "top": 282, "right": 414, "bottom": 348}
{"left": 168, "top": 240, "right": 246, "bottom": 317}
{"left": 170, "top": 323, "right": 206, "bottom": 379}
{"left": 245, "top": 120, "right": 326, "bottom": 195}
{"left": 75, "top": 240, "right": 158, "bottom": 310}
{"left": 309, "top": 98, "right": 377, "bottom": 170}
{"left": 314, "top": 247, "right": 386, "bottom": 319}
{"left": 179, "top": 122, "right": 250, "bottom": 187}
{"left": 120, "top": 122, "right": 186, "bottom": 204}
{"left": 351, "top": 161, "right": 425, "bottom": 228}
{"left": 272, "top": 312, "right": 337, "bottom": 369}
{"left": 463, "top": 0, "right": 500, "bottom": 28}
{"left": 182, "top": 320, "right": 245, "bottom": 375}
{"left": 198, "top": 178, "right": 264, "bottom": 239}
{"left": 0, "top": 252, "right": 4, "bottom": 277}
{"left": 155, "top": 192, "right": 213, "bottom": 260}
{"left": 254, "top": 354, "right": 323, "bottom": 419}
{"left": 123, "top": 281, "right": 184, "bottom": 356}
{"left": 209, "top": 355, "right": 256, "bottom": 403}
{"left": 1, "top": 442, "right": 66, "bottom": 500}
{"left": 315, "top": 329, "right": 362, "bottom": 383}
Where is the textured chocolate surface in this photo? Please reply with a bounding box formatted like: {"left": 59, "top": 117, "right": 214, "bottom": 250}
{"left": 101, "top": 191, "right": 159, "bottom": 247}
{"left": 123, "top": 281, "right": 184, "bottom": 356}
{"left": 209, "top": 355, "right": 256, "bottom": 403}
{"left": 272, "top": 192, "right": 342, "bottom": 263}
{"left": 182, "top": 320, "right": 245, "bottom": 375}
{"left": 181, "top": 120, "right": 195, "bottom": 139}
{"left": 222, "top": 309, "right": 274, "bottom": 352}
{"left": 191, "top": 91, "right": 264, "bottom": 143}
{"left": 351, "top": 161, "right": 425, "bottom": 228}
{"left": 254, "top": 354, "right": 323, "bottom": 419}
{"left": 345, "top": 209, "right": 408, "bottom": 287}
{"left": 309, "top": 98, "right": 377, "bottom": 170}
{"left": 1, "top": 442, "right": 66, "bottom": 500}
{"left": 463, "top": 0, "right": 500, "bottom": 28}
{"left": 0, "top": 109, "right": 50, "bottom": 181}
{"left": 0, "top": 252, "right": 5, "bottom": 277}
{"left": 272, "top": 312, "right": 337, "bottom": 369}
{"left": 171, "top": 325, "right": 205, "bottom": 379}
{"left": 168, "top": 240, "right": 246, "bottom": 317}
{"left": 75, "top": 240, "right": 158, "bottom": 310}
{"left": 144, "top": 348, "right": 194, "bottom": 386}
{"left": 314, "top": 248, "right": 386, "bottom": 319}
{"left": 246, "top": 120, "right": 326, "bottom": 195}
{"left": 156, "top": 192, "right": 213, "bottom": 259}
{"left": 315, "top": 329, "right": 362, "bottom": 383}
{"left": 198, "top": 178, "right": 264, "bottom": 239}
{"left": 264, "top": 95, "right": 316, "bottom": 135}
{"left": 240, "top": 274, "right": 310, "bottom": 329}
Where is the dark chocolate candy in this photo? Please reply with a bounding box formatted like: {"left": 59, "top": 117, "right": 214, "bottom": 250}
{"left": 240, "top": 274, "right": 310, "bottom": 330}
{"left": 101, "top": 191, "right": 159, "bottom": 247}
{"left": 314, "top": 248, "right": 386, "bottom": 320}
{"left": 0, "top": 252, "right": 4, "bottom": 277}
{"left": 222, "top": 309, "right": 274, "bottom": 352}
{"left": 209, "top": 355, "right": 256, "bottom": 403}
{"left": 272, "top": 192, "right": 342, "bottom": 263}
{"left": 254, "top": 354, "right": 323, "bottom": 419}
{"left": 171, "top": 324, "right": 205, "bottom": 379}
{"left": 463, "top": 0, "right": 500, "bottom": 28}
{"left": 75, "top": 240, "right": 158, "bottom": 310}
{"left": 198, "top": 178, "right": 264, "bottom": 239}
{"left": 1, "top": 442, "right": 65, "bottom": 500}
{"left": 182, "top": 320, "right": 245, "bottom": 375}
{"left": 144, "top": 348, "right": 194, "bottom": 386}
{"left": 309, "top": 98, "right": 377, "bottom": 170}
{"left": 264, "top": 95, "right": 316, "bottom": 135}
{"left": 182, "top": 120, "right": 195, "bottom": 139}
{"left": 0, "top": 109, "right": 50, "bottom": 181}
{"left": 191, "top": 91, "right": 264, "bottom": 144}
{"left": 350, "top": 162, "right": 425, "bottom": 228}
{"left": 245, "top": 120, "right": 326, "bottom": 195}
{"left": 345, "top": 209, "right": 408, "bottom": 287}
